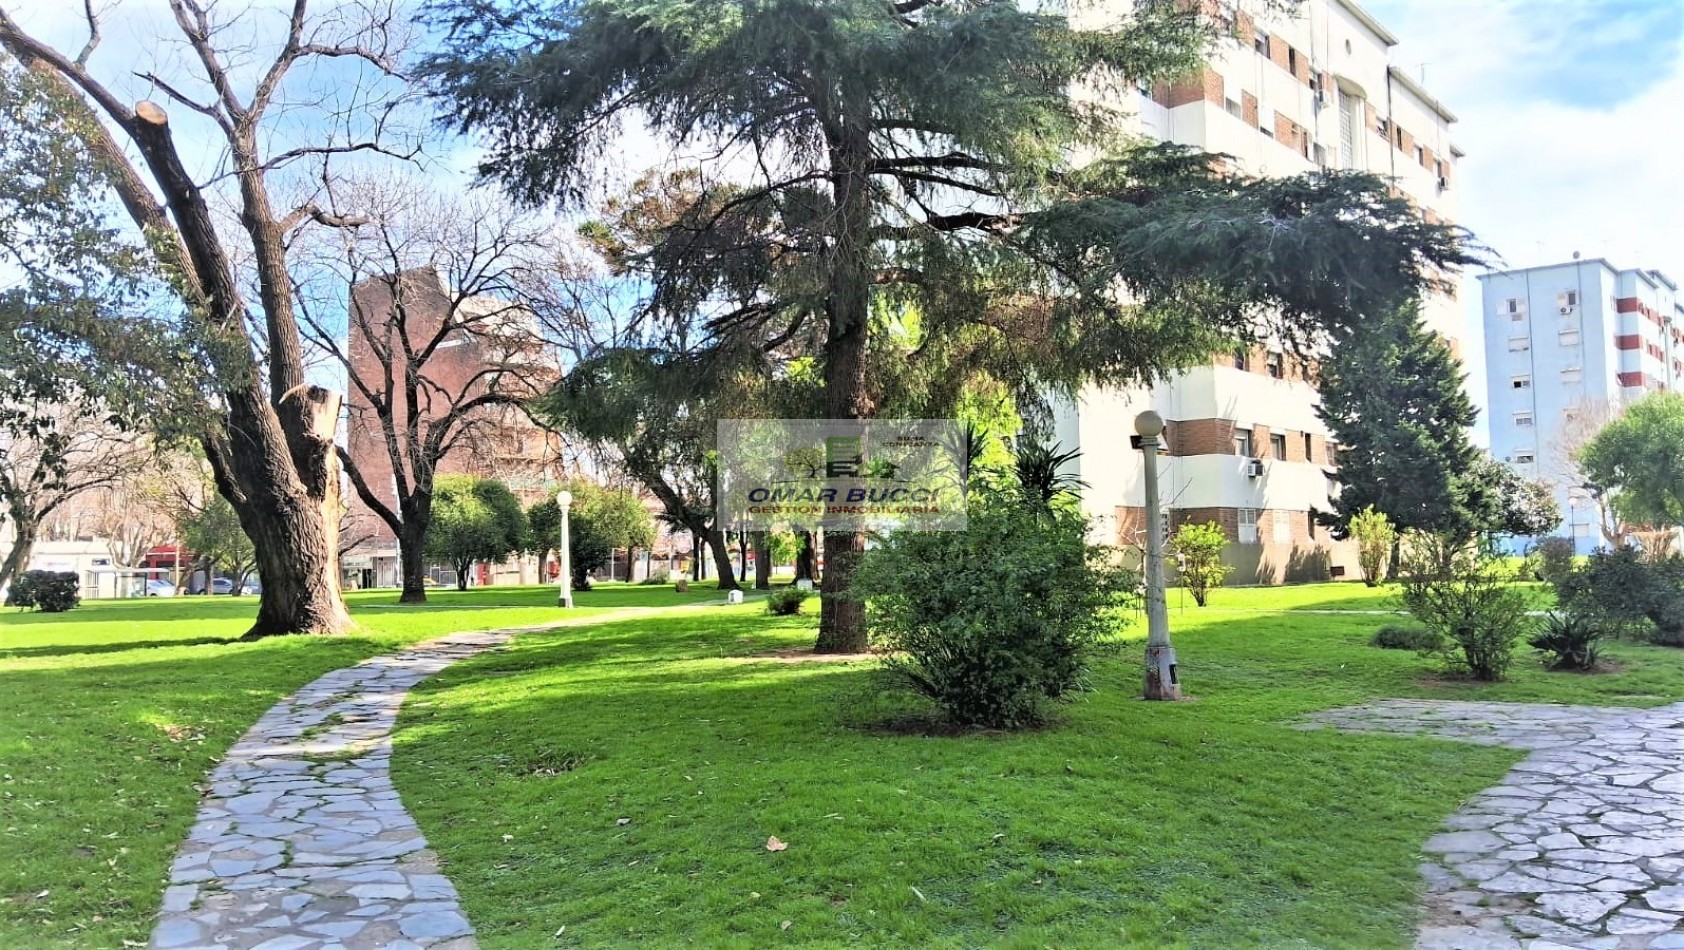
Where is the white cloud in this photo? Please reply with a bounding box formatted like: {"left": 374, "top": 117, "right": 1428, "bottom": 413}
{"left": 1367, "top": 0, "right": 1684, "bottom": 441}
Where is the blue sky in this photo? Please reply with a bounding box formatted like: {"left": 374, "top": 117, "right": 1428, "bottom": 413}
{"left": 1365, "top": 0, "right": 1684, "bottom": 440}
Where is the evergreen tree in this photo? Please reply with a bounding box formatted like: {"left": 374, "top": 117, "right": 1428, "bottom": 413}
{"left": 425, "top": 0, "right": 1475, "bottom": 650}
{"left": 425, "top": 476, "right": 529, "bottom": 591}
{"left": 1317, "top": 306, "right": 1482, "bottom": 539}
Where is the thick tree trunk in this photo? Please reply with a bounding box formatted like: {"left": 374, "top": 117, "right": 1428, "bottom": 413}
{"left": 816, "top": 112, "right": 874, "bottom": 654}
{"left": 706, "top": 524, "right": 741, "bottom": 592}
{"left": 0, "top": 512, "right": 38, "bottom": 595}
{"left": 455, "top": 559, "right": 471, "bottom": 591}
{"left": 753, "top": 531, "right": 771, "bottom": 589}
{"left": 397, "top": 521, "right": 429, "bottom": 604}
{"left": 692, "top": 534, "right": 703, "bottom": 581}
{"left": 215, "top": 386, "right": 353, "bottom": 639}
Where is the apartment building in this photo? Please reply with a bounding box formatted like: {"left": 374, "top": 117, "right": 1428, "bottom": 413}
{"left": 1054, "top": 0, "right": 1464, "bottom": 582}
{"left": 1480, "top": 258, "right": 1683, "bottom": 553}
{"left": 341, "top": 267, "right": 568, "bottom": 588}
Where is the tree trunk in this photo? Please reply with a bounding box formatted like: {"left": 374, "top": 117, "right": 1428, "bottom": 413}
{"left": 0, "top": 512, "right": 38, "bottom": 595}
{"left": 752, "top": 531, "right": 771, "bottom": 589}
{"left": 816, "top": 111, "right": 874, "bottom": 654}
{"left": 706, "top": 523, "right": 741, "bottom": 592}
{"left": 397, "top": 523, "right": 429, "bottom": 604}
{"left": 214, "top": 386, "right": 354, "bottom": 639}
{"left": 795, "top": 531, "right": 816, "bottom": 583}
{"left": 455, "top": 559, "right": 471, "bottom": 591}
{"left": 692, "top": 534, "right": 703, "bottom": 581}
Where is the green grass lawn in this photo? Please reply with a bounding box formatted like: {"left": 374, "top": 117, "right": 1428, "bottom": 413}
{"left": 3, "top": 581, "right": 1679, "bottom": 948}
{"left": 0, "top": 582, "right": 723, "bottom": 948}
{"left": 391, "top": 586, "right": 1684, "bottom": 949}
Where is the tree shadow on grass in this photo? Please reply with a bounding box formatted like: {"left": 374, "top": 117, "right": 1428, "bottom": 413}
{"left": 0, "top": 635, "right": 236, "bottom": 660}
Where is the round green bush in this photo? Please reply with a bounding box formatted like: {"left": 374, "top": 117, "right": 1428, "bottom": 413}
{"left": 1371, "top": 624, "right": 1441, "bottom": 651}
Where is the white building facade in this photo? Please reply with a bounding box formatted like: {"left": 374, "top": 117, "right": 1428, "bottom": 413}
{"left": 1479, "top": 259, "right": 1683, "bottom": 554}
{"left": 1056, "top": 0, "right": 1464, "bottom": 582}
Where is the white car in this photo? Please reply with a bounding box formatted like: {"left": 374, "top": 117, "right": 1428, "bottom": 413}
{"left": 145, "top": 579, "right": 178, "bottom": 597}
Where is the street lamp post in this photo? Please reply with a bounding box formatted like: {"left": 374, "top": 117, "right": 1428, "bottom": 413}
{"left": 556, "top": 490, "right": 574, "bottom": 609}
{"left": 1135, "top": 410, "right": 1181, "bottom": 700}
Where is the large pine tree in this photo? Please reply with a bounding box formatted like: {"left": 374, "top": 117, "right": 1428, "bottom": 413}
{"left": 424, "top": 0, "right": 1475, "bottom": 651}
{"left": 1316, "top": 305, "right": 1483, "bottom": 537}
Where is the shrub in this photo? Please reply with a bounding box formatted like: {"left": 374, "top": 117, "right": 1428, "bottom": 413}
{"left": 1532, "top": 537, "right": 1577, "bottom": 586}
{"left": 1348, "top": 506, "right": 1397, "bottom": 587}
{"left": 1372, "top": 624, "right": 1441, "bottom": 651}
{"left": 1528, "top": 611, "right": 1605, "bottom": 671}
{"left": 4, "top": 570, "right": 80, "bottom": 613}
{"left": 1400, "top": 533, "right": 1533, "bottom": 681}
{"left": 1552, "top": 547, "right": 1684, "bottom": 647}
{"left": 766, "top": 586, "right": 810, "bottom": 616}
{"left": 852, "top": 494, "right": 1132, "bottom": 729}
{"left": 1168, "top": 521, "right": 1229, "bottom": 607}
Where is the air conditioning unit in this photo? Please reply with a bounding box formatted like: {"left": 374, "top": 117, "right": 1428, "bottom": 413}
{"left": 1560, "top": 305, "right": 1575, "bottom": 316}
{"left": 1245, "top": 458, "right": 1265, "bottom": 478}
{"left": 1437, "top": 176, "right": 1450, "bottom": 192}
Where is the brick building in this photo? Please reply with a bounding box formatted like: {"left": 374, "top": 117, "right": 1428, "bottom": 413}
{"left": 1054, "top": 0, "right": 1465, "bottom": 582}
{"left": 341, "top": 267, "right": 567, "bottom": 588}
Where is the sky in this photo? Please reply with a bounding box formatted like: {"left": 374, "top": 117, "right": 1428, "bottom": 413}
{"left": 1364, "top": 0, "right": 1684, "bottom": 440}
{"left": 11, "top": 0, "right": 1684, "bottom": 423}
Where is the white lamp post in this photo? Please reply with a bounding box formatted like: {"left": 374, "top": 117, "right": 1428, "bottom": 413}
{"left": 1135, "top": 410, "right": 1181, "bottom": 700}
{"left": 556, "top": 490, "right": 574, "bottom": 609}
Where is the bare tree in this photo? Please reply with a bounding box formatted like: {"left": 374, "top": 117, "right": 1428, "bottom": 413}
{"left": 294, "top": 180, "right": 565, "bottom": 602}
{"left": 0, "top": 402, "right": 153, "bottom": 591}
{"left": 0, "top": 0, "right": 421, "bottom": 635}
{"left": 1545, "top": 398, "right": 1623, "bottom": 547}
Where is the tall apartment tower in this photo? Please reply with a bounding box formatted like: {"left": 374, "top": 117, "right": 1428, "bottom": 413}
{"left": 1053, "top": 0, "right": 1464, "bottom": 582}
{"left": 1479, "top": 259, "right": 1682, "bottom": 553}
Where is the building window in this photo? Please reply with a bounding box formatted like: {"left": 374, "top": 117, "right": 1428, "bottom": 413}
{"left": 1509, "top": 337, "right": 1530, "bottom": 352}
{"left": 1313, "top": 143, "right": 1327, "bottom": 167}
{"left": 1562, "top": 366, "right": 1583, "bottom": 383}
{"left": 1337, "top": 88, "right": 1361, "bottom": 170}
{"left": 1271, "top": 433, "right": 1287, "bottom": 460}
{"left": 1234, "top": 427, "right": 1254, "bottom": 457}
{"left": 1303, "top": 433, "right": 1314, "bottom": 462}
{"left": 1254, "top": 30, "right": 1270, "bottom": 57}
{"left": 1560, "top": 329, "right": 1581, "bottom": 346}
{"left": 1225, "top": 97, "right": 1243, "bottom": 120}
{"left": 1515, "top": 412, "right": 1534, "bottom": 427}
{"left": 1238, "top": 507, "right": 1260, "bottom": 544}
{"left": 1287, "top": 47, "right": 1298, "bottom": 75}
{"left": 1326, "top": 442, "right": 1339, "bottom": 466}
{"left": 1266, "top": 351, "right": 1285, "bottom": 378}
{"left": 1415, "top": 145, "right": 1425, "bottom": 165}
{"left": 1511, "top": 375, "right": 1531, "bottom": 389}
{"left": 1233, "top": 347, "right": 1250, "bottom": 370}
{"left": 1514, "top": 451, "right": 1536, "bottom": 465}
{"left": 1273, "top": 510, "right": 1292, "bottom": 543}
{"left": 1560, "top": 290, "right": 1579, "bottom": 309}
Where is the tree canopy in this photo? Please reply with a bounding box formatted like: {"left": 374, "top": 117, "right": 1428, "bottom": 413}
{"left": 1580, "top": 391, "right": 1684, "bottom": 531}
{"left": 426, "top": 476, "right": 529, "bottom": 590}
{"left": 425, "top": 0, "right": 1477, "bottom": 650}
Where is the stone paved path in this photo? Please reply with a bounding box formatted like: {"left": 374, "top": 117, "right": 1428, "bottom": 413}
{"left": 1303, "top": 699, "right": 1684, "bottom": 950}
{"left": 149, "top": 629, "right": 518, "bottom": 950}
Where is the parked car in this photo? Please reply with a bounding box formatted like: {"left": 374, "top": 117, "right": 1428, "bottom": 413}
{"left": 145, "top": 579, "right": 177, "bottom": 597}
{"left": 209, "top": 576, "right": 261, "bottom": 595}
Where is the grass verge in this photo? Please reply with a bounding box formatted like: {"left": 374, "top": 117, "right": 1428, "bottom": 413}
{"left": 391, "top": 588, "right": 1684, "bottom": 948}
{"left": 0, "top": 582, "right": 720, "bottom": 948}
